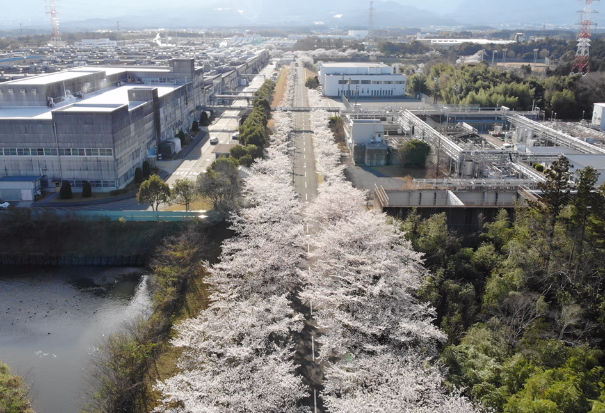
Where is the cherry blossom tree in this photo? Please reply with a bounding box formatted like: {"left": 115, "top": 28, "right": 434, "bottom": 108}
{"left": 154, "top": 110, "right": 311, "bottom": 412}
{"left": 303, "top": 89, "right": 478, "bottom": 413}
{"left": 322, "top": 354, "right": 478, "bottom": 413}
{"left": 154, "top": 295, "right": 309, "bottom": 413}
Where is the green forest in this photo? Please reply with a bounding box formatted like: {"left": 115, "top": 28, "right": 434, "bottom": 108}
{"left": 395, "top": 159, "right": 605, "bottom": 412}
{"left": 406, "top": 62, "right": 605, "bottom": 119}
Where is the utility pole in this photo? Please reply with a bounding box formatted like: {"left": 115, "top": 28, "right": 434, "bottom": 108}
{"left": 492, "top": 50, "right": 496, "bottom": 67}
{"left": 503, "top": 48, "right": 508, "bottom": 65}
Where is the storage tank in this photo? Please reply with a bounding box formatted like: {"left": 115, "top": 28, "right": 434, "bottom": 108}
{"left": 525, "top": 128, "right": 534, "bottom": 141}
{"left": 463, "top": 160, "right": 475, "bottom": 178}
{"left": 516, "top": 127, "right": 525, "bottom": 144}
{"left": 494, "top": 125, "right": 503, "bottom": 134}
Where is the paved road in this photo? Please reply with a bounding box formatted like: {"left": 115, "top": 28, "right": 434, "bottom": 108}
{"left": 292, "top": 65, "right": 318, "bottom": 203}
{"left": 289, "top": 62, "right": 325, "bottom": 413}
{"left": 164, "top": 64, "right": 276, "bottom": 185}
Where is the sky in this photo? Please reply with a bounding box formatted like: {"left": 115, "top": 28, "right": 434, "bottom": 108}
{"left": 0, "top": 0, "right": 595, "bottom": 30}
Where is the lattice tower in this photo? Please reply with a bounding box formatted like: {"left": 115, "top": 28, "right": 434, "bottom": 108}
{"left": 571, "top": 0, "right": 599, "bottom": 75}
{"left": 368, "top": 1, "right": 376, "bottom": 40}
{"left": 46, "top": 0, "right": 62, "bottom": 44}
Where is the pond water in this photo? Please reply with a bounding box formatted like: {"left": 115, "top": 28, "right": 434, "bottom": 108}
{"left": 0, "top": 266, "right": 152, "bottom": 413}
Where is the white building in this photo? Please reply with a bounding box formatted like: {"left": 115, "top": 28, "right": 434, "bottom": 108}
{"left": 345, "top": 118, "right": 388, "bottom": 166}
{"left": 318, "top": 62, "right": 406, "bottom": 98}
{"left": 74, "top": 39, "right": 117, "bottom": 48}
{"left": 348, "top": 30, "right": 369, "bottom": 40}
{"left": 592, "top": 103, "right": 605, "bottom": 130}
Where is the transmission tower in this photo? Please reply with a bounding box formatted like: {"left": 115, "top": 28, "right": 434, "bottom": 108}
{"left": 368, "top": 1, "right": 376, "bottom": 41}
{"left": 46, "top": 0, "right": 63, "bottom": 46}
{"left": 571, "top": 0, "right": 599, "bottom": 75}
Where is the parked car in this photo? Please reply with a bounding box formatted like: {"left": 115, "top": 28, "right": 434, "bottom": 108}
{"left": 232, "top": 132, "right": 240, "bottom": 140}
{"left": 0, "top": 202, "right": 10, "bottom": 210}
{"left": 209, "top": 136, "right": 219, "bottom": 144}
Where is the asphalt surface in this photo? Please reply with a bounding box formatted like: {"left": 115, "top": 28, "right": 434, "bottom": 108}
{"left": 289, "top": 62, "right": 325, "bottom": 413}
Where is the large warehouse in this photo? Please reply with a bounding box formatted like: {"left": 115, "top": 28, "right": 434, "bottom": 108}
{"left": 0, "top": 49, "right": 268, "bottom": 198}
{"left": 318, "top": 62, "right": 406, "bottom": 98}
{"left": 0, "top": 58, "right": 231, "bottom": 195}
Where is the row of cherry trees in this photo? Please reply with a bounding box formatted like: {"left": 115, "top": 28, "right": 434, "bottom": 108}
{"left": 153, "top": 72, "right": 478, "bottom": 411}
{"left": 154, "top": 109, "right": 313, "bottom": 412}
{"left": 303, "top": 89, "right": 479, "bottom": 412}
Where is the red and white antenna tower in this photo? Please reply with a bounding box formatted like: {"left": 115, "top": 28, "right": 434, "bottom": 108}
{"left": 46, "top": 0, "right": 63, "bottom": 45}
{"left": 571, "top": 0, "right": 599, "bottom": 75}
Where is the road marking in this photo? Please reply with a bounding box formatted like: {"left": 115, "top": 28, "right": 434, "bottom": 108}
{"left": 305, "top": 182, "right": 307, "bottom": 188}
{"left": 305, "top": 172, "right": 307, "bottom": 177}
{"left": 304, "top": 162, "right": 306, "bottom": 168}
{"left": 306, "top": 193, "right": 308, "bottom": 200}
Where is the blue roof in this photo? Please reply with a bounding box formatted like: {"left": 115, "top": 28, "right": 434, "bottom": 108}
{"left": 0, "top": 175, "right": 43, "bottom": 182}
{"left": 0, "top": 56, "right": 45, "bottom": 63}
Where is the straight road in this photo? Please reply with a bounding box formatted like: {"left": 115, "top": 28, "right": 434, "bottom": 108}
{"left": 291, "top": 65, "right": 319, "bottom": 202}
{"left": 289, "top": 61, "right": 324, "bottom": 413}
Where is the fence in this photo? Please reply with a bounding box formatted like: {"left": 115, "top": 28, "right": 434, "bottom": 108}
{"left": 0, "top": 210, "right": 214, "bottom": 222}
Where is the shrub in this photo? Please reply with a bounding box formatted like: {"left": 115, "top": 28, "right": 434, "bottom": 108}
{"left": 305, "top": 76, "right": 320, "bottom": 89}
{"left": 535, "top": 163, "right": 545, "bottom": 172}
{"left": 60, "top": 181, "right": 73, "bottom": 199}
{"left": 398, "top": 140, "right": 432, "bottom": 167}
{"left": 191, "top": 120, "right": 199, "bottom": 132}
{"left": 82, "top": 181, "right": 92, "bottom": 198}
{"left": 135, "top": 167, "right": 144, "bottom": 184}
{"left": 142, "top": 161, "right": 150, "bottom": 178}
{"left": 239, "top": 154, "right": 253, "bottom": 167}
{"left": 230, "top": 145, "right": 248, "bottom": 160}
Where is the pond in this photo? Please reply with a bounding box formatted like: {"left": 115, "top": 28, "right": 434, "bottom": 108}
{"left": 0, "top": 266, "right": 152, "bottom": 413}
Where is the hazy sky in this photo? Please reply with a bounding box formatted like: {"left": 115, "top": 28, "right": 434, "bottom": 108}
{"left": 0, "top": 0, "right": 591, "bottom": 29}
{"left": 2, "top": 0, "right": 465, "bottom": 25}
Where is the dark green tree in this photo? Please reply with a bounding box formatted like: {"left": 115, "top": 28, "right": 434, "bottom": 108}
{"left": 60, "top": 181, "right": 73, "bottom": 199}
{"left": 398, "top": 140, "right": 432, "bottom": 167}
{"left": 229, "top": 145, "right": 248, "bottom": 160}
{"left": 135, "top": 167, "right": 144, "bottom": 184}
{"left": 82, "top": 181, "right": 92, "bottom": 198}
{"left": 142, "top": 161, "right": 151, "bottom": 178}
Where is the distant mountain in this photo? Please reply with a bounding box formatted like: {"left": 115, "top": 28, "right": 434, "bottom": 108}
{"left": 447, "top": 0, "right": 605, "bottom": 26}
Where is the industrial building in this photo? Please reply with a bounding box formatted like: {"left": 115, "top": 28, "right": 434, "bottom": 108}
{"left": 344, "top": 118, "right": 389, "bottom": 166}
{"left": 318, "top": 62, "right": 406, "bottom": 98}
{"left": 0, "top": 53, "right": 268, "bottom": 197}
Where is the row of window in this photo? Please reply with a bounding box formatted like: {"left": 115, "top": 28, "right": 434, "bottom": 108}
{"left": 65, "top": 179, "right": 117, "bottom": 188}
{"left": 339, "top": 89, "right": 397, "bottom": 96}
{"left": 0, "top": 148, "right": 113, "bottom": 157}
{"left": 338, "top": 80, "right": 406, "bottom": 85}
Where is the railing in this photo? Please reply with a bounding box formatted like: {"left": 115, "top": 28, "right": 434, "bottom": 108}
{"left": 508, "top": 114, "right": 605, "bottom": 155}
{"left": 0, "top": 210, "right": 211, "bottom": 222}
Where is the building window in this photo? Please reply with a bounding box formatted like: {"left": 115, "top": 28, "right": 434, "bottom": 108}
{"left": 338, "top": 80, "right": 347, "bottom": 84}
{"left": 361, "top": 80, "right": 371, "bottom": 84}
{"left": 384, "top": 81, "right": 393, "bottom": 84}
{"left": 372, "top": 81, "right": 382, "bottom": 84}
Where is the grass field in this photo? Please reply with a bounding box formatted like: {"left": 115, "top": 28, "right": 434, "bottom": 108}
{"left": 164, "top": 197, "right": 214, "bottom": 212}
{"left": 271, "top": 66, "right": 290, "bottom": 107}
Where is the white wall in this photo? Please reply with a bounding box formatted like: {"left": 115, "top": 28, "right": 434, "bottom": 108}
{"left": 322, "top": 75, "right": 406, "bottom": 97}
{"left": 350, "top": 120, "right": 384, "bottom": 145}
